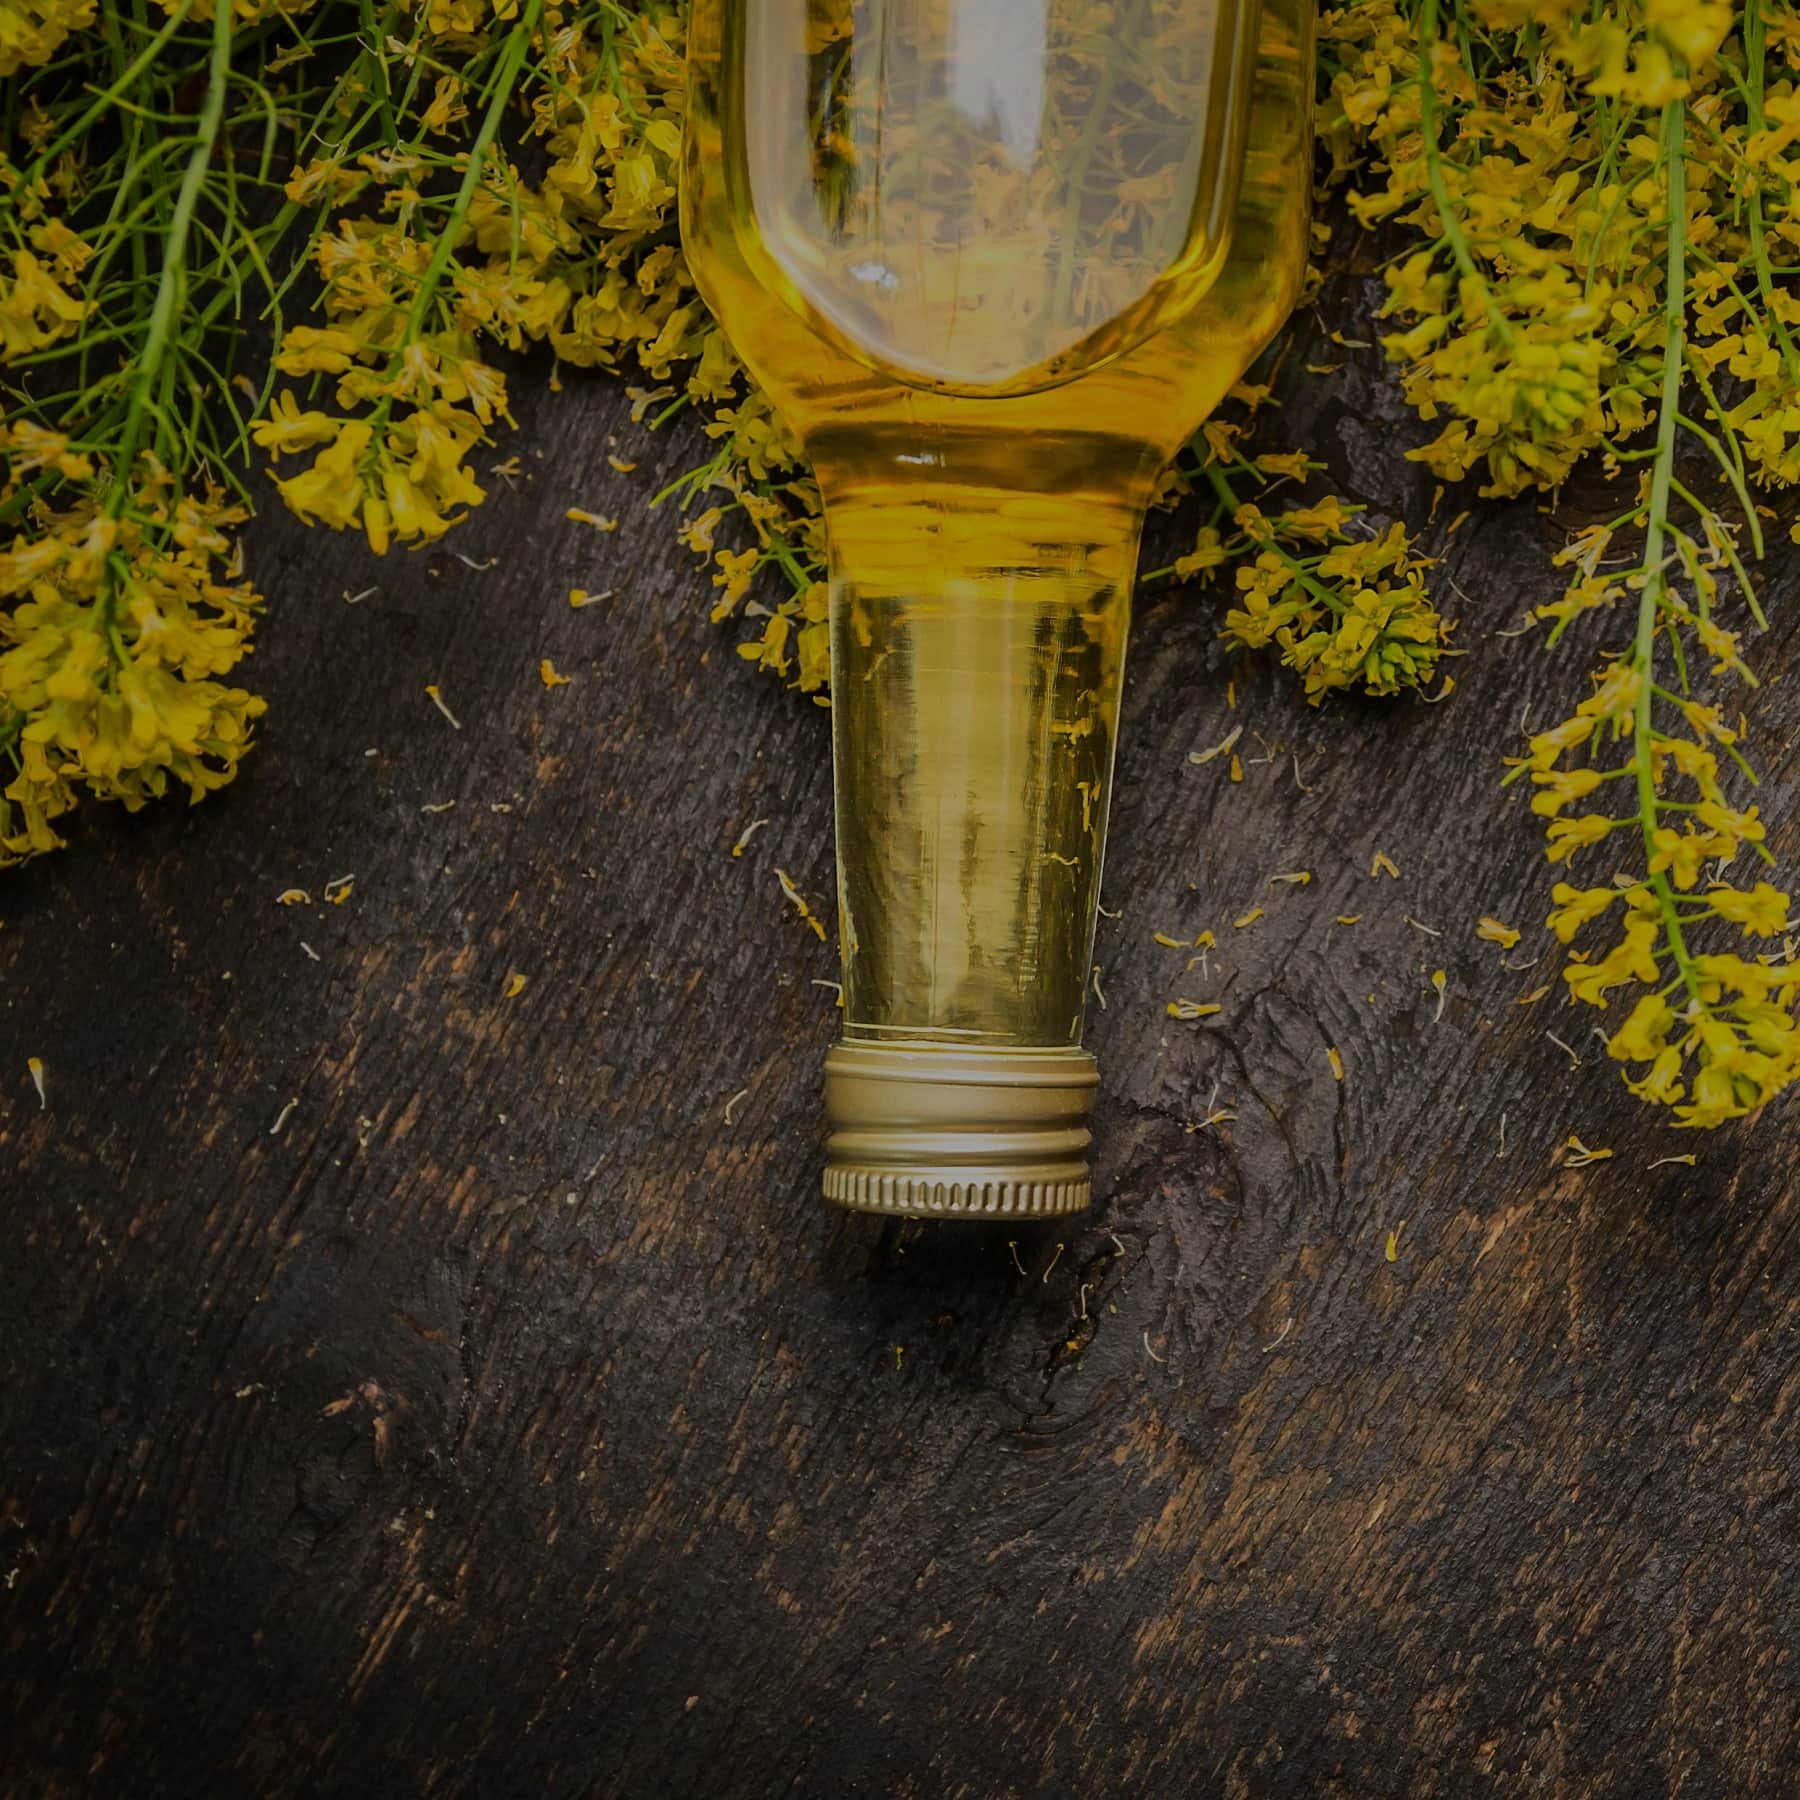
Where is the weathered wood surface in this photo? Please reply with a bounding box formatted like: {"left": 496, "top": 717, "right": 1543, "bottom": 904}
{"left": 5, "top": 276, "right": 1800, "bottom": 1798}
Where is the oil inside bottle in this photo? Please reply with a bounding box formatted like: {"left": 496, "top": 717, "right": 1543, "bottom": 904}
{"left": 737, "top": 0, "right": 1257, "bottom": 394}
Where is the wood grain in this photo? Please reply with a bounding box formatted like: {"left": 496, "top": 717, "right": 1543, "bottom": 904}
{"left": 4, "top": 274, "right": 1799, "bottom": 1798}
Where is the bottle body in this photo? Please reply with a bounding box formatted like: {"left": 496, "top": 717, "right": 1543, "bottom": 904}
{"left": 682, "top": 0, "right": 1315, "bottom": 1216}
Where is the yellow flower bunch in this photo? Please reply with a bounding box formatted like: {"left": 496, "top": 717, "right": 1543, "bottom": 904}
{"left": 1327, "top": 4, "right": 1644, "bottom": 496}
{"left": 258, "top": 2, "right": 723, "bottom": 561}
{"left": 1515, "top": 633, "right": 1795, "bottom": 1126}
{"left": 1, "top": 0, "right": 289, "bottom": 864}
{"left": 0, "top": 448, "right": 265, "bottom": 863}
{"left": 7, "top": 0, "right": 515, "bottom": 847}
{"left": 1328, "top": 0, "right": 1800, "bottom": 1125}
{"left": 1149, "top": 412, "right": 1448, "bottom": 703}
{"left": 1221, "top": 510, "right": 1444, "bottom": 702}
{"left": 257, "top": 280, "right": 505, "bottom": 554}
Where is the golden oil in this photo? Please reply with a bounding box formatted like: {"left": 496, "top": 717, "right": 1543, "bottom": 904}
{"left": 683, "top": 0, "right": 1315, "bottom": 1218}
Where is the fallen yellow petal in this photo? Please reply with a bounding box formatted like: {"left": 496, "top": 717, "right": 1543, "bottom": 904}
{"left": 1562, "top": 1135, "right": 1613, "bottom": 1168}
{"left": 1188, "top": 724, "right": 1243, "bottom": 767}
{"left": 504, "top": 971, "right": 528, "bottom": 998}
{"left": 1167, "top": 999, "right": 1221, "bottom": 1020}
{"left": 1477, "top": 916, "right": 1522, "bottom": 949}
{"left": 540, "top": 658, "right": 572, "bottom": 689}
{"left": 775, "top": 868, "right": 828, "bottom": 941}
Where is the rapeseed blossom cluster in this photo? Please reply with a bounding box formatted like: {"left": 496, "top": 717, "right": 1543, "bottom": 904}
{"left": 1157, "top": 398, "right": 1450, "bottom": 701}
{"left": 0, "top": 446, "right": 266, "bottom": 862}
{"left": 1327, "top": 0, "right": 1800, "bottom": 1124}
{"left": 2, "top": 0, "right": 275, "bottom": 866}
{"left": 258, "top": 1, "right": 840, "bottom": 683}
{"left": 1173, "top": 474, "right": 1446, "bottom": 702}
{"left": 261, "top": 1, "right": 722, "bottom": 555}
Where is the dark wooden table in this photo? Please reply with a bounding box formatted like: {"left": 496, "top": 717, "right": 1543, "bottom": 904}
{"left": 6, "top": 277, "right": 1799, "bottom": 1797}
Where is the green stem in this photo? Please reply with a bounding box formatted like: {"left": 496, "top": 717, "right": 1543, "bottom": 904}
{"left": 358, "top": 0, "right": 399, "bottom": 144}
{"left": 1048, "top": 0, "right": 1142, "bottom": 325}
{"left": 3, "top": 0, "right": 197, "bottom": 216}
{"left": 95, "top": 0, "right": 232, "bottom": 635}
{"left": 1741, "top": 0, "right": 1800, "bottom": 378}
{"left": 359, "top": 0, "right": 544, "bottom": 452}
{"left": 760, "top": 517, "right": 821, "bottom": 595}
{"left": 1201, "top": 462, "right": 1348, "bottom": 616}
{"left": 1416, "top": 0, "right": 1516, "bottom": 348}
{"left": 401, "top": 0, "right": 543, "bottom": 342}
{"left": 1632, "top": 92, "right": 1703, "bottom": 1008}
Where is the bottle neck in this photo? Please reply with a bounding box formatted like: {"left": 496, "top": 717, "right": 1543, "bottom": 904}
{"left": 811, "top": 426, "right": 1161, "bottom": 574}
{"left": 819, "top": 444, "right": 1152, "bottom": 1050}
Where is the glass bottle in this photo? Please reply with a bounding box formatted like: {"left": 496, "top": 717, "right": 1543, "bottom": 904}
{"left": 682, "top": 0, "right": 1315, "bottom": 1219}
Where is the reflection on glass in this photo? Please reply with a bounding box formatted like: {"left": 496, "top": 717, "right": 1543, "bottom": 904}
{"left": 742, "top": 0, "right": 1254, "bottom": 391}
